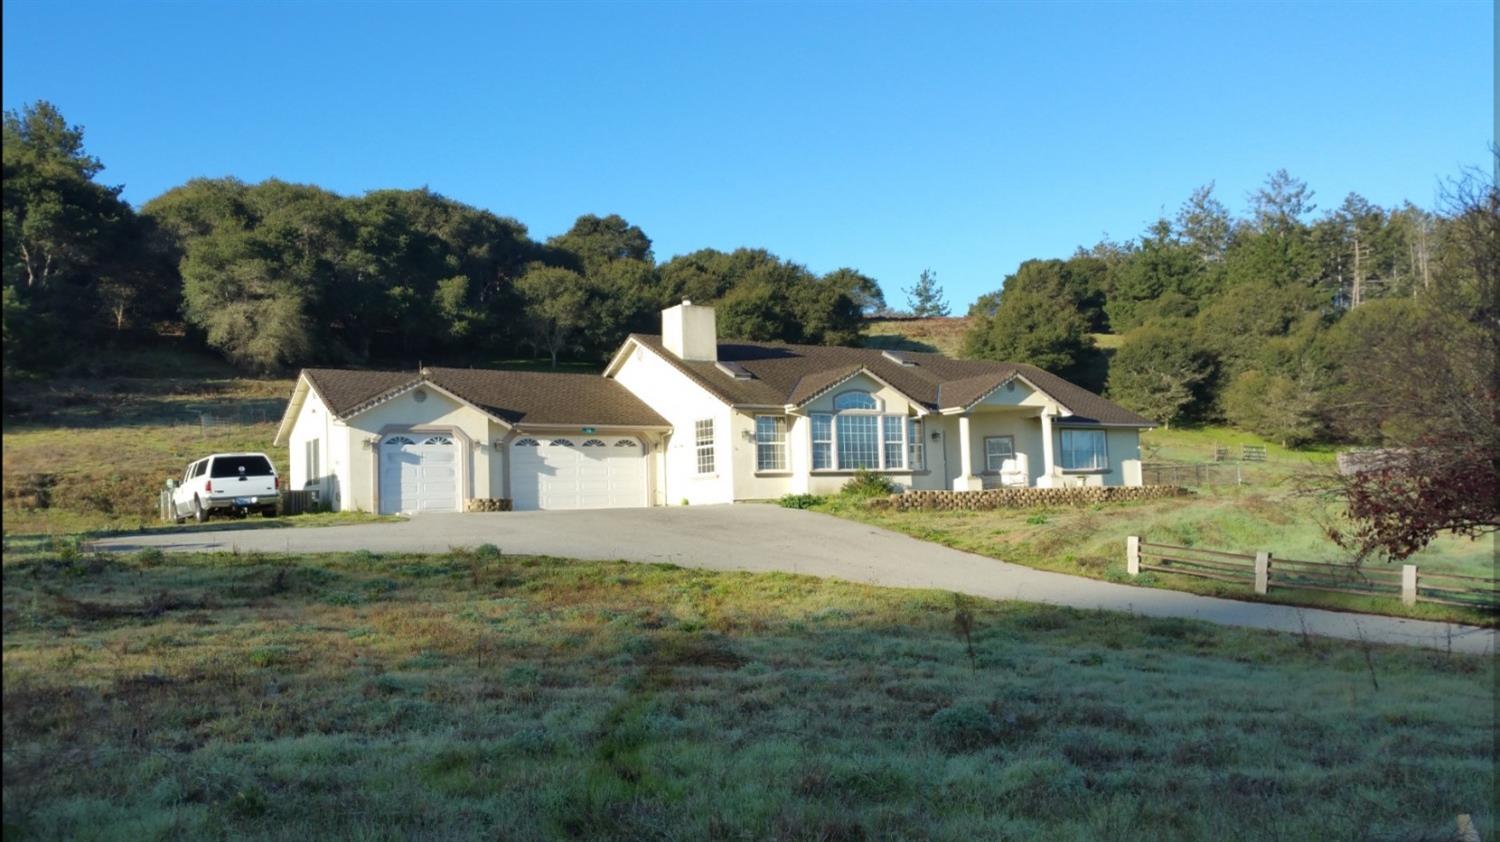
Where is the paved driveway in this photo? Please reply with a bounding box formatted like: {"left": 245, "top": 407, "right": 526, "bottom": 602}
{"left": 93, "top": 505, "right": 1495, "bottom": 654}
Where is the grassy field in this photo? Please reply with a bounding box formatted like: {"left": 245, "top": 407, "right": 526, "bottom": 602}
{"left": 0, "top": 352, "right": 614, "bottom": 537}
{"left": 823, "top": 426, "right": 1497, "bottom": 625}
{"left": 2, "top": 545, "right": 1493, "bottom": 841}
{"left": 863, "top": 317, "right": 971, "bottom": 357}
{"left": 2, "top": 376, "right": 296, "bottom": 536}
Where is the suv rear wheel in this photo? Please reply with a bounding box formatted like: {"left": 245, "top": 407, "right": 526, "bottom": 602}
{"left": 193, "top": 496, "right": 209, "bottom": 523}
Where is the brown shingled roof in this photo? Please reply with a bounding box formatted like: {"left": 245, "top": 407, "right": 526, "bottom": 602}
{"left": 302, "top": 367, "right": 668, "bottom": 428}
{"left": 303, "top": 369, "right": 421, "bottom": 417}
{"left": 624, "top": 335, "right": 1152, "bottom": 426}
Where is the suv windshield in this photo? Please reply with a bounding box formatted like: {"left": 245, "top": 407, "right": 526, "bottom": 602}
{"left": 210, "top": 455, "right": 275, "bottom": 478}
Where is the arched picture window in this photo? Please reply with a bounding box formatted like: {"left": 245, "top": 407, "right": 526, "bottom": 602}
{"left": 833, "top": 391, "right": 878, "bottom": 411}
{"left": 383, "top": 435, "right": 416, "bottom": 446}
{"left": 514, "top": 438, "right": 540, "bottom": 447}
{"left": 810, "top": 390, "right": 907, "bottom": 472}
{"left": 422, "top": 435, "right": 454, "bottom": 446}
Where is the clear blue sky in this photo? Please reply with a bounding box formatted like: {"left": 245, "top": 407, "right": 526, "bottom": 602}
{"left": 3, "top": 1, "right": 1491, "bottom": 310}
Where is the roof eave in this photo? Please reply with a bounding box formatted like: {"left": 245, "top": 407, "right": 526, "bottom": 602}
{"left": 948, "top": 372, "right": 1075, "bottom": 415}
{"left": 272, "top": 374, "right": 313, "bottom": 447}
{"left": 602, "top": 335, "right": 645, "bottom": 379}
{"left": 790, "top": 365, "right": 925, "bottom": 410}
{"left": 515, "top": 422, "right": 673, "bottom": 432}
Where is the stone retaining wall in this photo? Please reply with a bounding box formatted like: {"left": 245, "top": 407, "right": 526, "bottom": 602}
{"left": 464, "top": 498, "right": 514, "bottom": 512}
{"left": 869, "top": 485, "right": 1185, "bottom": 512}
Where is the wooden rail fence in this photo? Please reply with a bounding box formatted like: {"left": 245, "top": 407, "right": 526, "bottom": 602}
{"left": 1125, "top": 536, "right": 1499, "bottom": 610}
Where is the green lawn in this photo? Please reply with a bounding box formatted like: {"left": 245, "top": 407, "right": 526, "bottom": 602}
{"left": 822, "top": 425, "right": 1496, "bottom": 625}
{"left": 2, "top": 547, "right": 1492, "bottom": 841}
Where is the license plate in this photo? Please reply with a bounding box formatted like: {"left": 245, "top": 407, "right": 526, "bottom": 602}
{"left": 233, "top": 496, "right": 257, "bottom": 505}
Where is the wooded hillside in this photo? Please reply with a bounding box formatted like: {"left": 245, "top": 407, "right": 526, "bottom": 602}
{"left": 3, "top": 102, "right": 883, "bottom": 375}
{"left": 5, "top": 100, "right": 1495, "bottom": 467}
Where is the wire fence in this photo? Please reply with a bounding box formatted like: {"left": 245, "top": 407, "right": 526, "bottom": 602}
{"left": 1140, "top": 462, "right": 1244, "bottom": 487}
{"left": 156, "top": 406, "right": 279, "bottom": 437}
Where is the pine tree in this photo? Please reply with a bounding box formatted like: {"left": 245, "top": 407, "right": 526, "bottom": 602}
{"left": 903, "top": 268, "right": 950, "bottom": 317}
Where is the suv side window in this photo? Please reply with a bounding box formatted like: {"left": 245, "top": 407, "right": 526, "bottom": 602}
{"left": 192, "top": 460, "right": 206, "bottom": 479}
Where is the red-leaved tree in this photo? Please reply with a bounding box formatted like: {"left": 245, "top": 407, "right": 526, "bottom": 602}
{"left": 1314, "top": 158, "right": 1499, "bottom": 561}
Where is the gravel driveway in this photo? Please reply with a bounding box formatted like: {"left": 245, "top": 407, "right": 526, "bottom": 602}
{"left": 93, "top": 505, "right": 1495, "bottom": 654}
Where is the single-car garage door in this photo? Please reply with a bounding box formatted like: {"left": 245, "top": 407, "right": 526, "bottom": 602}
{"left": 379, "top": 434, "right": 459, "bottom": 514}
{"left": 511, "top": 436, "right": 647, "bottom": 511}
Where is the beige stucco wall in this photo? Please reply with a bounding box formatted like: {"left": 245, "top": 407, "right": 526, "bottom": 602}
{"left": 958, "top": 411, "right": 1047, "bottom": 486}
{"left": 610, "top": 343, "right": 733, "bottom": 505}
{"left": 793, "top": 373, "right": 931, "bottom": 497}
{"left": 342, "top": 388, "right": 496, "bottom": 513}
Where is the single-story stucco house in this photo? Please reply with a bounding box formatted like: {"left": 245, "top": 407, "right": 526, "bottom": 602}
{"left": 273, "top": 301, "right": 1155, "bottom": 514}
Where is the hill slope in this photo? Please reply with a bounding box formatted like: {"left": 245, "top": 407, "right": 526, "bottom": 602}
{"left": 863, "top": 317, "right": 971, "bottom": 357}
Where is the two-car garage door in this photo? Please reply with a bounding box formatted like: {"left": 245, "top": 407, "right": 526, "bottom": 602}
{"left": 379, "top": 432, "right": 649, "bottom": 513}
{"left": 510, "top": 436, "right": 647, "bottom": 511}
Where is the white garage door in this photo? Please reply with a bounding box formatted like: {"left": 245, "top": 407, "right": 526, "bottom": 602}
{"left": 379, "top": 434, "right": 459, "bottom": 514}
{"left": 510, "top": 436, "right": 647, "bottom": 511}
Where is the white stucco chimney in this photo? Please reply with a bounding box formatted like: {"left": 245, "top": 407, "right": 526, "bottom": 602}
{"left": 661, "top": 300, "right": 717, "bottom": 362}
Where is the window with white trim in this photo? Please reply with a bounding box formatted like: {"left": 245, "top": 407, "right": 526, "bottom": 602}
{"left": 908, "top": 419, "right": 924, "bottom": 471}
{"left": 837, "top": 414, "right": 879, "bottom": 468}
{"left": 694, "top": 418, "right": 715, "bottom": 474}
{"left": 304, "top": 439, "right": 320, "bottom": 486}
{"left": 985, "top": 436, "right": 1015, "bottom": 473}
{"left": 1059, "top": 429, "right": 1107, "bottom": 471}
{"left": 812, "top": 414, "right": 833, "bottom": 470}
{"left": 755, "top": 415, "right": 787, "bottom": 471}
{"left": 810, "top": 390, "right": 914, "bottom": 471}
{"left": 882, "top": 415, "right": 906, "bottom": 469}
{"left": 833, "top": 391, "right": 879, "bottom": 410}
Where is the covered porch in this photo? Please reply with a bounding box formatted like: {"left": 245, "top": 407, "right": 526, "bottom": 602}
{"left": 946, "top": 406, "right": 1053, "bottom": 490}
{"left": 942, "top": 406, "right": 1144, "bottom": 490}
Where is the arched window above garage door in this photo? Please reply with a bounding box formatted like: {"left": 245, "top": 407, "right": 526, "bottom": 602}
{"left": 549, "top": 439, "right": 575, "bottom": 447}
{"left": 514, "top": 438, "right": 540, "bottom": 447}
{"left": 614, "top": 439, "right": 638, "bottom": 448}
{"left": 422, "top": 435, "right": 454, "bottom": 446}
{"left": 383, "top": 435, "right": 416, "bottom": 446}
{"left": 582, "top": 439, "right": 606, "bottom": 447}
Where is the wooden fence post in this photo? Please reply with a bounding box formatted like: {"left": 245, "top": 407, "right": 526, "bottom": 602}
{"left": 1127, "top": 536, "right": 1140, "bottom": 576}
{"left": 1254, "top": 551, "right": 1270, "bottom": 595}
{"left": 1401, "top": 564, "right": 1417, "bottom": 606}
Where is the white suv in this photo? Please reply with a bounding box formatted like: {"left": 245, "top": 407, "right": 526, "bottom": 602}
{"left": 169, "top": 452, "right": 280, "bottom": 522}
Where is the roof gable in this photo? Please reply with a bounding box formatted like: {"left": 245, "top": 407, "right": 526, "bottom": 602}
{"left": 620, "top": 334, "right": 1152, "bottom": 426}
{"left": 282, "top": 366, "right": 669, "bottom": 436}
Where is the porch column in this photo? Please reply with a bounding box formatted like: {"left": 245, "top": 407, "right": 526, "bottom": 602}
{"left": 1038, "top": 411, "right": 1058, "bottom": 488}
{"left": 954, "top": 414, "right": 981, "bottom": 490}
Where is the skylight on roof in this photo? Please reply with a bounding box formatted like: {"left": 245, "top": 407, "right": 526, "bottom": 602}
{"left": 881, "top": 350, "right": 918, "bottom": 366}
{"left": 715, "top": 361, "right": 755, "bottom": 380}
